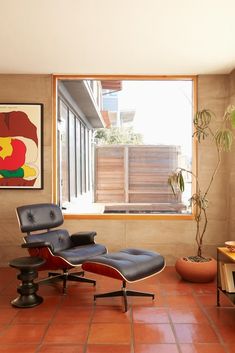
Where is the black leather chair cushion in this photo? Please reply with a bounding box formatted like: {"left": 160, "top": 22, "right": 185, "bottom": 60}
{"left": 25, "top": 230, "right": 107, "bottom": 265}
{"left": 83, "top": 248, "right": 165, "bottom": 282}
{"left": 56, "top": 244, "right": 108, "bottom": 265}
{"left": 17, "top": 203, "right": 63, "bottom": 233}
{"left": 25, "top": 229, "right": 71, "bottom": 253}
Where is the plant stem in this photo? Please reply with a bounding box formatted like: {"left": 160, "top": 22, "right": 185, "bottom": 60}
{"left": 195, "top": 210, "right": 201, "bottom": 257}
{"left": 204, "top": 144, "right": 221, "bottom": 200}
{"left": 197, "top": 207, "right": 208, "bottom": 257}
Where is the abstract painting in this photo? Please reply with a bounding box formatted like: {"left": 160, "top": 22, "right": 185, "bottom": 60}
{"left": 0, "top": 103, "right": 43, "bottom": 189}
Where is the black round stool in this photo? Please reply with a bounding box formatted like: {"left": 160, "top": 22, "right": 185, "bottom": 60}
{"left": 9, "top": 256, "right": 46, "bottom": 308}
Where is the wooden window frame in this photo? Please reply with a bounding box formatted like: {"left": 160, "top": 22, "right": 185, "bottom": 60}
{"left": 53, "top": 75, "right": 197, "bottom": 220}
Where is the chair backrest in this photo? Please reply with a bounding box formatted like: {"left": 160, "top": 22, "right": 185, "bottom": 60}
{"left": 16, "top": 203, "right": 64, "bottom": 233}
{"left": 16, "top": 203, "right": 73, "bottom": 253}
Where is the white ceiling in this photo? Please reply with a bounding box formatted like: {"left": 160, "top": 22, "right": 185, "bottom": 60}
{"left": 1, "top": 0, "right": 235, "bottom": 75}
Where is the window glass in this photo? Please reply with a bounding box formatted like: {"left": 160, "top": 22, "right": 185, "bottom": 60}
{"left": 76, "top": 119, "right": 81, "bottom": 195}
{"left": 81, "top": 124, "right": 86, "bottom": 194}
{"left": 57, "top": 78, "right": 194, "bottom": 215}
{"left": 69, "top": 111, "right": 76, "bottom": 199}
{"left": 59, "top": 100, "right": 69, "bottom": 203}
{"left": 85, "top": 128, "right": 89, "bottom": 192}
{"left": 88, "top": 129, "right": 92, "bottom": 192}
{"left": 95, "top": 80, "right": 193, "bottom": 214}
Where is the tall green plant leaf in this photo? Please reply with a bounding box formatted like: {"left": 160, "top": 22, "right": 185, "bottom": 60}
{"left": 231, "top": 109, "right": 235, "bottom": 128}
{"left": 215, "top": 129, "right": 233, "bottom": 151}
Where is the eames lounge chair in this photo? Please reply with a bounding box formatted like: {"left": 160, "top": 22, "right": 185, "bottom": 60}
{"left": 16, "top": 203, "right": 107, "bottom": 294}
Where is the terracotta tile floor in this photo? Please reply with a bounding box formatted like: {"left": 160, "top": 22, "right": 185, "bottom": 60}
{"left": 0, "top": 266, "right": 234, "bottom": 353}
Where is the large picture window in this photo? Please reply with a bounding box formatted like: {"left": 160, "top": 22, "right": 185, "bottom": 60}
{"left": 56, "top": 77, "right": 196, "bottom": 217}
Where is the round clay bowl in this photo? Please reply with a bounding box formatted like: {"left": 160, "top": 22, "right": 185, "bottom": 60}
{"left": 175, "top": 257, "right": 217, "bottom": 283}
{"left": 225, "top": 241, "right": 235, "bottom": 253}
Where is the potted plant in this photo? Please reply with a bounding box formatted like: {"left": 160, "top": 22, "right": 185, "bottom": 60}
{"left": 168, "top": 105, "right": 235, "bottom": 282}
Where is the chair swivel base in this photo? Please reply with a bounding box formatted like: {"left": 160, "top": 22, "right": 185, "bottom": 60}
{"left": 94, "top": 281, "right": 155, "bottom": 312}
{"left": 37, "top": 270, "right": 96, "bottom": 294}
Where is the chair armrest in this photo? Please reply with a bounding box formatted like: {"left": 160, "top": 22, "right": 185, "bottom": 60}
{"left": 70, "top": 231, "right": 97, "bottom": 245}
{"left": 21, "top": 241, "right": 53, "bottom": 251}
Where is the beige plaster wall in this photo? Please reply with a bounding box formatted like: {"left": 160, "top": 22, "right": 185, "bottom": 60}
{"left": 228, "top": 69, "right": 235, "bottom": 238}
{"left": 196, "top": 75, "right": 230, "bottom": 254}
{"left": 0, "top": 75, "right": 53, "bottom": 265}
{"left": 0, "top": 73, "right": 233, "bottom": 266}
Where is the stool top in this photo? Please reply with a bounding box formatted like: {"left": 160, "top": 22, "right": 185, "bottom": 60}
{"left": 9, "top": 256, "right": 46, "bottom": 269}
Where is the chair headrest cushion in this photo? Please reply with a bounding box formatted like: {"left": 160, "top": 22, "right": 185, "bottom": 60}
{"left": 16, "top": 203, "right": 64, "bottom": 233}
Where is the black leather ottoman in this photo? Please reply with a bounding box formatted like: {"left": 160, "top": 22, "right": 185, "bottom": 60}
{"left": 82, "top": 248, "right": 165, "bottom": 312}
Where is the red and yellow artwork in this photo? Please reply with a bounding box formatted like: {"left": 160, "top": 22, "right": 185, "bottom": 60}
{"left": 0, "top": 105, "right": 42, "bottom": 188}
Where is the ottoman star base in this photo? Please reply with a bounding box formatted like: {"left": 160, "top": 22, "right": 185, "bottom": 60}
{"left": 94, "top": 280, "right": 155, "bottom": 312}
{"left": 82, "top": 248, "right": 165, "bottom": 312}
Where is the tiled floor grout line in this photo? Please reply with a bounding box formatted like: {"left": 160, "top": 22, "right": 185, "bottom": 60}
{"left": 159, "top": 283, "right": 182, "bottom": 353}
{"left": 83, "top": 300, "right": 96, "bottom": 353}
{"left": 129, "top": 305, "right": 135, "bottom": 353}
{"left": 0, "top": 273, "right": 22, "bottom": 339}
{"left": 0, "top": 316, "right": 17, "bottom": 340}
{"left": 163, "top": 292, "right": 183, "bottom": 353}
{"left": 192, "top": 288, "right": 230, "bottom": 353}
{"left": 34, "top": 289, "right": 67, "bottom": 353}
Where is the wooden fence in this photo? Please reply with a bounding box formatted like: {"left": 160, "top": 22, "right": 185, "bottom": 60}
{"left": 95, "top": 145, "right": 185, "bottom": 213}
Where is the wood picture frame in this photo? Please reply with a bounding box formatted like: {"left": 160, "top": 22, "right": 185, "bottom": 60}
{"left": 223, "top": 263, "right": 235, "bottom": 293}
{"left": 0, "top": 103, "right": 43, "bottom": 189}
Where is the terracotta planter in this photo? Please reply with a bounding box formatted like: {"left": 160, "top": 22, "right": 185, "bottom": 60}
{"left": 175, "top": 257, "right": 217, "bottom": 283}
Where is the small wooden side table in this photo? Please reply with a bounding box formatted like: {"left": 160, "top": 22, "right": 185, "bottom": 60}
{"left": 217, "top": 247, "right": 235, "bottom": 307}
{"left": 9, "top": 256, "right": 45, "bottom": 308}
